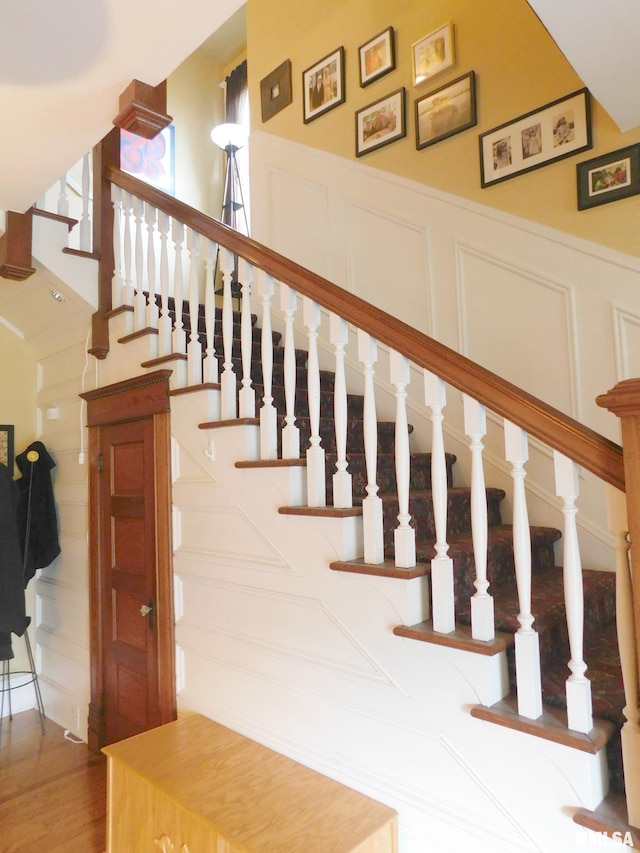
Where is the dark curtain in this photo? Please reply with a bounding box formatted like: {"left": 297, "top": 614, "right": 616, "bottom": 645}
{"left": 225, "top": 60, "right": 248, "bottom": 125}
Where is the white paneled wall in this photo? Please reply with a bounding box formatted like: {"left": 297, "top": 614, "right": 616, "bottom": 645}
{"left": 250, "top": 131, "right": 640, "bottom": 442}
{"left": 36, "top": 335, "right": 94, "bottom": 739}
{"left": 456, "top": 244, "right": 581, "bottom": 418}
{"left": 250, "top": 130, "right": 640, "bottom": 572}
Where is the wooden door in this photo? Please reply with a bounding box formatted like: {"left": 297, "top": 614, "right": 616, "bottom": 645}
{"left": 100, "top": 417, "right": 160, "bottom": 743}
{"left": 83, "top": 371, "right": 175, "bottom": 752}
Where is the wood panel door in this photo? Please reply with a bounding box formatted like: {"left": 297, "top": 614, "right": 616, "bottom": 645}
{"left": 100, "top": 417, "right": 160, "bottom": 743}
{"left": 83, "top": 371, "right": 175, "bottom": 752}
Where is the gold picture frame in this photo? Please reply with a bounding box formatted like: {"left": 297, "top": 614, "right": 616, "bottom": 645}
{"left": 412, "top": 22, "right": 455, "bottom": 86}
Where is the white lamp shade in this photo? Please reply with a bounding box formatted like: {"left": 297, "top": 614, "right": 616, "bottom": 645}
{"left": 210, "top": 122, "right": 248, "bottom": 151}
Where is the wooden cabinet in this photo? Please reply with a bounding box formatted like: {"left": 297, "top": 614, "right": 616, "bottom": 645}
{"left": 103, "top": 714, "right": 398, "bottom": 852}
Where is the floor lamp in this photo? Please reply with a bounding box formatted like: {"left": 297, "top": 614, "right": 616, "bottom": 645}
{"left": 211, "top": 122, "right": 249, "bottom": 308}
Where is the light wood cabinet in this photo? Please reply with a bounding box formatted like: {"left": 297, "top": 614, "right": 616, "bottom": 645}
{"left": 103, "top": 714, "right": 398, "bottom": 852}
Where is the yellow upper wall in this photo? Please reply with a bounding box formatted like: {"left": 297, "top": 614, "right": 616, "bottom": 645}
{"left": 247, "top": 0, "right": 640, "bottom": 258}
{"left": 168, "top": 51, "right": 227, "bottom": 218}
{"left": 0, "top": 324, "right": 36, "bottom": 476}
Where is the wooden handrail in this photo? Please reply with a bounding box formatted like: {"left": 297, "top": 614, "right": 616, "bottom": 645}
{"left": 106, "top": 165, "right": 625, "bottom": 492}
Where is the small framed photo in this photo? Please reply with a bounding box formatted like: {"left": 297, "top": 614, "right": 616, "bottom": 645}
{"left": 260, "top": 60, "right": 292, "bottom": 123}
{"left": 412, "top": 22, "right": 455, "bottom": 86}
{"left": 356, "top": 87, "right": 406, "bottom": 157}
{"left": 303, "top": 47, "right": 345, "bottom": 123}
{"left": 0, "top": 424, "right": 14, "bottom": 472}
{"left": 359, "top": 26, "right": 395, "bottom": 87}
{"left": 416, "top": 71, "right": 477, "bottom": 149}
{"left": 577, "top": 144, "right": 640, "bottom": 210}
{"left": 479, "top": 88, "right": 592, "bottom": 187}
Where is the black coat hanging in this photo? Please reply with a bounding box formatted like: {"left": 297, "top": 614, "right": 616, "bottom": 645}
{"left": 15, "top": 440, "right": 61, "bottom": 586}
{"left": 0, "top": 462, "right": 29, "bottom": 660}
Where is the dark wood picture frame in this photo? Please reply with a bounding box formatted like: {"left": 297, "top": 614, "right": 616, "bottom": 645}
{"left": 303, "top": 46, "right": 346, "bottom": 124}
{"left": 260, "top": 59, "right": 293, "bottom": 123}
{"left": 356, "top": 87, "right": 406, "bottom": 157}
{"left": 577, "top": 143, "right": 640, "bottom": 210}
{"left": 416, "top": 71, "right": 477, "bottom": 150}
{"left": 359, "top": 26, "right": 395, "bottom": 88}
{"left": 0, "top": 424, "right": 14, "bottom": 472}
{"left": 479, "top": 88, "right": 592, "bottom": 188}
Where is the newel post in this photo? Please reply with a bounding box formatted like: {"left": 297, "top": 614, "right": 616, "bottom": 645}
{"left": 597, "top": 379, "right": 640, "bottom": 826}
{"left": 89, "top": 127, "right": 121, "bottom": 360}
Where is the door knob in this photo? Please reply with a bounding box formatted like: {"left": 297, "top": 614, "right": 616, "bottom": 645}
{"left": 140, "top": 603, "right": 153, "bottom": 617}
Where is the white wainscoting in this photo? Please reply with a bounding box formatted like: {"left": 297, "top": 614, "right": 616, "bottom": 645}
{"left": 250, "top": 131, "right": 640, "bottom": 445}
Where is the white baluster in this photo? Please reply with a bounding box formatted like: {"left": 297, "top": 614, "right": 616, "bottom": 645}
{"left": 504, "top": 420, "right": 542, "bottom": 719}
{"left": 303, "top": 297, "right": 325, "bottom": 507}
{"left": 186, "top": 229, "right": 202, "bottom": 386}
{"left": 202, "top": 239, "right": 218, "bottom": 383}
{"left": 463, "top": 395, "right": 494, "bottom": 641}
{"left": 157, "top": 211, "right": 172, "bottom": 357}
{"left": 238, "top": 259, "right": 256, "bottom": 419}
{"left": 145, "top": 204, "right": 159, "bottom": 333}
{"left": 79, "top": 153, "right": 91, "bottom": 252}
{"left": 554, "top": 451, "right": 593, "bottom": 733}
{"left": 606, "top": 485, "right": 640, "bottom": 826}
{"left": 171, "top": 220, "right": 186, "bottom": 355}
{"left": 330, "top": 314, "right": 352, "bottom": 508}
{"left": 132, "top": 196, "right": 146, "bottom": 331}
{"left": 280, "top": 284, "right": 299, "bottom": 459}
{"left": 58, "top": 173, "right": 69, "bottom": 218}
{"left": 257, "top": 269, "right": 278, "bottom": 458}
{"left": 358, "top": 331, "right": 383, "bottom": 563}
{"left": 220, "top": 248, "right": 237, "bottom": 419}
{"left": 121, "top": 191, "right": 135, "bottom": 334}
{"left": 425, "top": 370, "right": 454, "bottom": 633}
{"left": 111, "top": 185, "right": 124, "bottom": 310}
{"left": 391, "top": 351, "right": 415, "bottom": 567}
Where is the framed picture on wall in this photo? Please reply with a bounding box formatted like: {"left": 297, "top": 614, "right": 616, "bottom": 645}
{"left": 120, "top": 125, "right": 175, "bottom": 195}
{"left": 479, "top": 88, "right": 592, "bottom": 187}
{"left": 416, "top": 71, "right": 477, "bottom": 149}
{"left": 303, "top": 46, "right": 346, "bottom": 123}
{"left": 0, "top": 424, "right": 14, "bottom": 472}
{"left": 260, "top": 59, "right": 293, "bottom": 122}
{"left": 412, "top": 22, "right": 455, "bottom": 86}
{"left": 359, "top": 26, "right": 395, "bottom": 87}
{"left": 356, "top": 88, "right": 406, "bottom": 157}
{"left": 577, "top": 143, "right": 640, "bottom": 209}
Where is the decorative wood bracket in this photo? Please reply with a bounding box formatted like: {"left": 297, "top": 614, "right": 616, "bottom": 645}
{"left": 113, "top": 79, "right": 172, "bottom": 139}
{"left": 0, "top": 210, "right": 35, "bottom": 280}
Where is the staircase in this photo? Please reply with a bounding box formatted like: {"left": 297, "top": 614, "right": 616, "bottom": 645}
{"left": 175, "top": 298, "right": 625, "bottom": 794}
{"left": 14, "top": 150, "right": 639, "bottom": 849}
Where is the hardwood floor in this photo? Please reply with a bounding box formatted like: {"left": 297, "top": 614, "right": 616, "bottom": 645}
{"left": 0, "top": 710, "right": 106, "bottom": 853}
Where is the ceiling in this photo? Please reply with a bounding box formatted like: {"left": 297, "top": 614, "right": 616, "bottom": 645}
{"left": 0, "top": 1, "right": 639, "bottom": 217}
{"left": 0, "top": 0, "right": 246, "bottom": 215}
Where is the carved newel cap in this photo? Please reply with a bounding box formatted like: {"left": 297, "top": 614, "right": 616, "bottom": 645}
{"left": 113, "top": 79, "right": 172, "bottom": 140}
{"left": 597, "top": 379, "right": 640, "bottom": 418}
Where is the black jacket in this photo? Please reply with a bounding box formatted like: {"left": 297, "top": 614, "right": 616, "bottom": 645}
{"left": 15, "top": 441, "right": 61, "bottom": 586}
{"left": 0, "top": 463, "right": 29, "bottom": 658}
